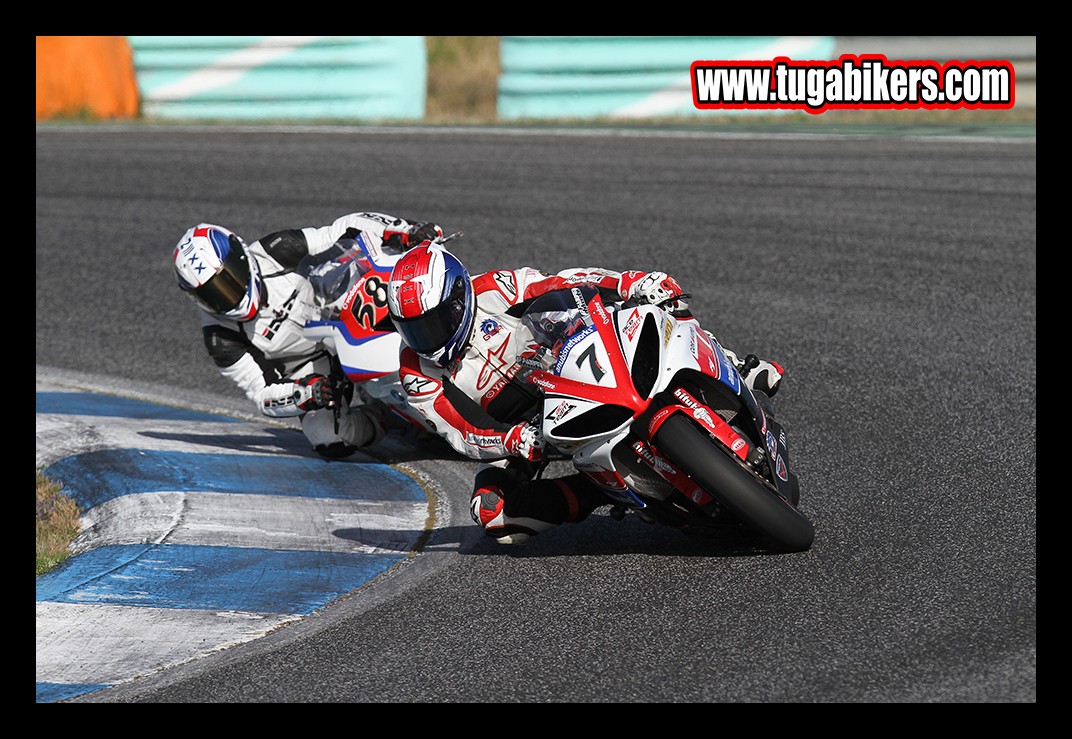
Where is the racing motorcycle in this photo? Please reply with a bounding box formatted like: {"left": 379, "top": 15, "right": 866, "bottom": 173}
{"left": 299, "top": 229, "right": 426, "bottom": 431}
{"left": 522, "top": 285, "right": 815, "bottom": 553}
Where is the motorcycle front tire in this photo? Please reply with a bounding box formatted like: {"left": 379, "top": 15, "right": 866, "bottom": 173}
{"left": 654, "top": 413, "right": 815, "bottom": 553}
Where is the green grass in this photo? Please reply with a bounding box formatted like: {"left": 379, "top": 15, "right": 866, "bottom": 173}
{"left": 36, "top": 471, "right": 79, "bottom": 576}
{"left": 426, "top": 36, "right": 501, "bottom": 123}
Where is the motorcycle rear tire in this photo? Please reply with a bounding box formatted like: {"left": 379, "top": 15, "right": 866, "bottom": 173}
{"left": 654, "top": 413, "right": 815, "bottom": 552}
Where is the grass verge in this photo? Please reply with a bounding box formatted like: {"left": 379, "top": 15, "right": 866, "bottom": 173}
{"left": 36, "top": 471, "right": 79, "bottom": 576}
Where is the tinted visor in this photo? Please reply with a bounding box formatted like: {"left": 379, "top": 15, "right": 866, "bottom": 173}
{"left": 191, "top": 236, "right": 251, "bottom": 313}
{"left": 393, "top": 276, "right": 468, "bottom": 357}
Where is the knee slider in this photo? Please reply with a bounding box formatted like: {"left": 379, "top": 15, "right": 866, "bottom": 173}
{"left": 315, "top": 441, "right": 357, "bottom": 459}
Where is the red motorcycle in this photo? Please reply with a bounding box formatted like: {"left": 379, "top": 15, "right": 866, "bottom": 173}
{"left": 523, "top": 285, "right": 814, "bottom": 553}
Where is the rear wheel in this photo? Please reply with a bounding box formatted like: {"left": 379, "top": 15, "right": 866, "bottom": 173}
{"left": 653, "top": 414, "right": 815, "bottom": 552}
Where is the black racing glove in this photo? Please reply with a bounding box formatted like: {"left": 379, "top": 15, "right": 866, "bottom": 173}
{"left": 382, "top": 221, "right": 444, "bottom": 251}
{"left": 295, "top": 374, "right": 336, "bottom": 411}
{"left": 409, "top": 222, "right": 443, "bottom": 245}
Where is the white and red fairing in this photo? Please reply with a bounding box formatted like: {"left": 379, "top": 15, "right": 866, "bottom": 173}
{"left": 301, "top": 238, "right": 422, "bottom": 427}
{"left": 530, "top": 291, "right": 762, "bottom": 508}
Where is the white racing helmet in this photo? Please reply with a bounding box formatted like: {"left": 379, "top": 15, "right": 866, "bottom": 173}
{"left": 173, "top": 223, "right": 263, "bottom": 321}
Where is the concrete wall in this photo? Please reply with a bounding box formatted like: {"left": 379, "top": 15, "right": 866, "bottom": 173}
{"left": 497, "top": 36, "right": 837, "bottom": 119}
{"left": 834, "top": 36, "right": 1035, "bottom": 108}
{"left": 128, "top": 36, "right": 426, "bottom": 120}
{"left": 497, "top": 36, "right": 1036, "bottom": 119}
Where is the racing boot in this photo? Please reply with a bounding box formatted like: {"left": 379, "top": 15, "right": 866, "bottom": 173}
{"left": 471, "top": 459, "right": 548, "bottom": 544}
{"left": 721, "top": 345, "right": 784, "bottom": 397}
{"left": 470, "top": 485, "right": 553, "bottom": 544}
{"left": 470, "top": 461, "right": 608, "bottom": 544}
{"left": 747, "top": 358, "right": 783, "bottom": 397}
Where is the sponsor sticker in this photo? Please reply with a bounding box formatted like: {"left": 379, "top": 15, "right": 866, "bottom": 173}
{"left": 531, "top": 374, "right": 557, "bottom": 390}
{"left": 693, "top": 406, "right": 713, "bottom": 427}
{"left": 548, "top": 400, "right": 577, "bottom": 423}
{"left": 673, "top": 387, "right": 699, "bottom": 408}
{"left": 494, "top": 271, "right": 518, "bottom": 298}
{"left": 776, "top": 454, "right": 789, "bottom": 481}
{"left": 466, "top": 433, "right": 504, "bottom": 448}
{"left": 402, "top": 374, "right": 439, "bottom": 397}
{"left": 711, "top": 343, "right": 740, "bottom": 393}
{"left": 632, "top": 439, "right": 677, "bottom": 476}
{"left": 553, "top": 325, "right": 598, "bottom": 375}
{"left": 481, "top": 318, "right": 502, "bottom": 340}
{"left": 592, "top": 300, "right": 609, "bottom": 325}
{"left": 648, "top": 406, "right": 675, "bottom": 437}
{"left": 624, "top": 309, "right": 643, "bottom": 342}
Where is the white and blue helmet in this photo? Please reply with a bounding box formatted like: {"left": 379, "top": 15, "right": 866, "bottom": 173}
{"left": 173, "top": 224, "right": 263, "bottom": 321}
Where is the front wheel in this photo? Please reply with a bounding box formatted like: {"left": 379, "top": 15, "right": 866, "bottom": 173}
{"left": 653, "top": 414, "right": 815, "bottom": 552}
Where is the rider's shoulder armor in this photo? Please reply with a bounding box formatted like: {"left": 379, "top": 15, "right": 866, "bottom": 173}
{"left": 257, "top": 229, "right": 309, "bottom": 271}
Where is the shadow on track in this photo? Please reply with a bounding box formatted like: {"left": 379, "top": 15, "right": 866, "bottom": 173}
{"left": 340, "top": 512, "right": 795, "bottom": 559}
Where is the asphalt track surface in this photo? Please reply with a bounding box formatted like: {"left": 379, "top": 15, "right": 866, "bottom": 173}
{"left": 36, "top": 124, "right": 1036, "bottom": 703}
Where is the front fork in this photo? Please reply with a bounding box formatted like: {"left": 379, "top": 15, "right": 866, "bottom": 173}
{"left": 632, "top": 397, "right": 771, "bottom": 503}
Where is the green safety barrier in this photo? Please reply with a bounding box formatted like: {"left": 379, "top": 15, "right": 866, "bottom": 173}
{"left": 497, "top": 36, "right": 836, "bottom": 119}
{"left": 129, "top": 36, "right": 426, "bottom": 120}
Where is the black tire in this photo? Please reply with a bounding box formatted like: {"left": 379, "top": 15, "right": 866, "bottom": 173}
{"left": 654, "top": 414, "right": 815, "bottom": 552}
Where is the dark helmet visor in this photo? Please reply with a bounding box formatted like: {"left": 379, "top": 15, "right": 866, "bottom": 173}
{"left": 191, "top": 236, "right": 251, "bottom": 313}
{"left": 393, "top": 276, "right": 469, "bottom": 357}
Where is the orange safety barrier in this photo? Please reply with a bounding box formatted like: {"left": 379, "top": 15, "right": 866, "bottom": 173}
{"left": 36, "top": 36, "right": 140, "bottom": 120}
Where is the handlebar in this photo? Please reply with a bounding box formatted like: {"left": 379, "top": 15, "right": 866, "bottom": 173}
{"left": 435, "top": 231, "right": 463, "bottom": 245}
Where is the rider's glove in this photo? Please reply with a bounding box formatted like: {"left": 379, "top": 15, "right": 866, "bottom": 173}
{"left": 295, "top": 374, "right": 336, "bottom": 411}
{"left": 504, "top": 422, "right": 545, "bottom": 462}
{"left": 626, "top": 271, "right": 690, "bottom": 314}
{"left": 383, "top": 221, "right": 444, "bottom": 251}
{"left": 409, "top": 222, "right": 444, "bottom": 245}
